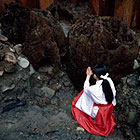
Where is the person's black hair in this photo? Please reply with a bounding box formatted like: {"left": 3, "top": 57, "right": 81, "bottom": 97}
{"left": 92, "top": 64, "right": 113, "bottom": 103}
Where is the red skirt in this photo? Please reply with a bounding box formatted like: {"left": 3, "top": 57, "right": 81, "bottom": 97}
{"left": 71, "top": 90, "right": 116, "bottom": 137}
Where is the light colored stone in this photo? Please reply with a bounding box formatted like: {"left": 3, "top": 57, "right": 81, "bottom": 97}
{"left": 60, "top": 22, "right": 70, "bottom": 37}
{"left": 76, "top": 127, "right": 85, "bottom": 132}
{"left": 1, "top": 84, "right": 15, "bottom": 93}
{"left": 9, "top": 47, "right": 15, "bottom": 53}
{"left": 18, "top": 56, "right": 29, "bottom": 68}
{"left": 14, "top": 44, "right": 22, "bottom": 55}
{"left": 0, "top": 71, "right": 4, "bottom": 76}
{"left": 0, "top": 34, "right": 8, "bottom": 42}
{"left": 133, "top": 59, "right": 139, "bottom": 70}
{"left": 29, "top": 65, "right": 35, "bottom": 75}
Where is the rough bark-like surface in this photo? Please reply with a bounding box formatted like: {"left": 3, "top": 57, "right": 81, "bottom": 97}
{"left": 22, "top": 10, "right": 65, "bottom": 70}
{"left": 48, "top": 0, "right": 92, "bottom": 23}
{"left": 0, "top": 0, "right": 15, "bottom": 14}
{"left": 0, "top": 2, "right": 30, "bottom": 43}
{"left": 66, "top": 15, "right": 139, "bottom": 90}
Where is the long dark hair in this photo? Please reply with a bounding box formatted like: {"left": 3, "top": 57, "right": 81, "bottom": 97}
{"left": 93, "top": 64, "right": 113, "bottom": 103}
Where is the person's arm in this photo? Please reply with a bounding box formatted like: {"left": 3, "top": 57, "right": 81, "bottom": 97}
{"left": 84, "top": 67, "right": 93, "bottom": 89}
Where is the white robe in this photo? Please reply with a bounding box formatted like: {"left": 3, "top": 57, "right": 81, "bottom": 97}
{"left": 75, "top": 77, "right": 116, "bottom": 118}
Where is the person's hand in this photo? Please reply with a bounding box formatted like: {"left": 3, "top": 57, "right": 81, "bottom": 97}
{"left": 86, "top": 67, "right": 93, "bottom": 77}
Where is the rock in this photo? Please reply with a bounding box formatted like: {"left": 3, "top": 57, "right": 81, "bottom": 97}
{"left": 14, "top": 44, "right": 22, "bottom": 55}
{"left": 116, "top": 72, "right": 140, "bottom": 138}
{"left": 138, "top": 123, "right": 140, "bottom": 134}
{"left": 17, "top": 56, "right": 29, "bottom": 68}
{"left": 22, "top": 10, "right": 65, "bottom": 70}
{"left": 9, "top": 47, "right": 15, "bottom": 53}
{"left": 0, "top": 34, "right": 8, "bottom": 42}
{"left": 0, "top": 61, "right": 4, "bottom": 71}
{"left": 55, "top": 83, "right": 62, "bottom": 91}
{"left": 0, "top": 71, "right": 4, "bottom": 76}
{"left": 0, "top": 2, "right": 30, "bottom": 43}
{"left": 133, "top": 59, "right": 139, "bottom": 70}
{"left": 38, "top": 65, "right": 54, "bottom": 76}
{"left": 0, "top": 0, "right": 37, "bottom": 14}
{"left": 58, "top": 71, "right": 65, "bottom": 78}
{"left": 5, "top": 52, "right": 16, "bottom": 64}
{"left": 51, "top": 97, "right": 59, "bottom": 105}
{"left": 127, "top": 111, "right": 137, "bottom": 124}
{"left": 76, "top": 127, "right": 84, "bottom": 132}
{"left": 63, "top": 81, "right": 71, "bottom": 87}
{"left": 130, "top": 98, "right": 140, "bottom": 106}
{"left": 137, "top": 50, "right": 140, "bottom": 63}
{"left": 0, "top": 51, "right": 5, "bottom": 61}
{"left": 29, "top": 65, "right": 35, "bottom": 75}
{"left": 4, "top": 61, "right": 16, "bottom": 73}
{"left": 41, "top": 87, "right": 55, "bottom": 98}
{"left": 1, "top": 84, "right": 15, "bottom": 93}
{"left": 60, "top": 22, "right": 71, "bottom": 38}
{"left": 0, "top": 3, "right": 66, "bottom": 70}
{"left": 126, "top": 74, "right": 139, "bottom": 88}
{"left": 48, "top": 1, "right": 92, "bottom": 24}
{"left": 0, "top": 0, "right": 15, "bottom": 14}
{"left": 66, "top": 15, "right": 139, "bottom": 90}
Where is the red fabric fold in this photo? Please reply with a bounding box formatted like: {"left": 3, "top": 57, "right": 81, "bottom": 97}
{"left": 71, "top": 90, "right": 116, "bottom": 137}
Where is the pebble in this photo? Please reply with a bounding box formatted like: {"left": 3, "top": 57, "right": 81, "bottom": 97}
{"left": 0, "top": 71, "right": 4, "bottom": 76}
{"left": 133, "top": 59, "right": 139, "bottom": 70}
{"left": 18, "top": 56, "right": 29, "bottom": 68}
{"left": 1, "top": 84, "right": 15, "bottom": 93}
{"left": 0, "top": 34, "right": 8, "bottom": 42}
{"left": 14, "top": 44, "right": 22, "bottom": 55}
{"left": 29, "top": 65, "right": 35, "bottom": 75}
{"left": 76, "top": 127, "right": 84, "bottom": 132}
